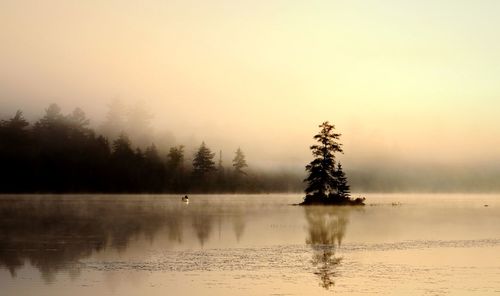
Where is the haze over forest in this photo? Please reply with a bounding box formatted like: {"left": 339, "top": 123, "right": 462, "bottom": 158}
{"left": 2, "top": 0, "right": 500, "bottom": 191}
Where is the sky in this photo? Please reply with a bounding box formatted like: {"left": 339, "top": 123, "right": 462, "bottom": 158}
{"left": 1, "top": 0, "right": 500, "bottom": 171}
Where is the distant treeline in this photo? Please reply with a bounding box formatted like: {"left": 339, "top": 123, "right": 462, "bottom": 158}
{"left": 0, "top": 104, "right": 302, "bottom": 193}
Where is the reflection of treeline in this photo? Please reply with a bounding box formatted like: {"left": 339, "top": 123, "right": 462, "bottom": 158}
{"left": 0, "top": 197, "right": 247, "bottom": 281}
{"left": 0, "top": 104, "right": 302, "bottom": 193}
{"left": 0, "top": 198, "right": 168, "bottom": 282}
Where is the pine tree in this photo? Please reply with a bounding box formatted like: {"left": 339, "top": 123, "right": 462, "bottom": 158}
{"left": 232, "top": 147, "right": 248, "bottom": 175}
{"left": 167, "top": 145, "right": 185, "bottom": 171}
{"left": 67, "top": 107, "right": 93, "bottom": 140}
{"left": 144, "top": 144, "right": 161, "bottom": 163}
{"left": 303, "top": 121, "right": 343, "bottom": 204}
{"left": 167, "top": 145, "right": 185, "bottom": 192}
{"left": 112, "top": 133, "right": 134, "bottom": 158}
{"left": 335, "top": 163, "right": 350, "bottom": 201}
{"left": 33, "top": 103, "right": 66, "bottom": 138}
{"left": 192, "top": 142, "right": 216, "bottom": 177}
{"left": 0, "top": 110, "right": 29, "bottom": 131}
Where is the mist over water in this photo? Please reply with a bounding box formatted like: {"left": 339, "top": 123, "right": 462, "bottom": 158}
{"left": 1, "top": 194, "right": 500, "bottom": 295}
{"left": 3, "top": 1, "right": 500, "bottom": 295}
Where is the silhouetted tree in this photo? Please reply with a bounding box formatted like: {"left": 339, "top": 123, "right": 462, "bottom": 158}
{"left": 67, "top": 108, "right": 91, "bottom": 135}
{"left": 0, "top": 104, "right": 309, "bottom": 194}
{"left": 0, "top": 110, "right": 30, "bottom": 150}
{"left": 86, "top": 135, "right": 111, "bottom": 191}
{"left": 144, "top": 144, "right": 159, "bottom": 162}
{"left": 0, "top": 111, "right": 33, "bottom": 192}
{"left": 167, "top": 145, "right": 185, "bottom": 170}
{"left": 303, "top": 122, "right": 343, "bottom": 204}
{"left": 302, "top": 122, "right": 364, "bottom": 205}
{"left": 32, "top": 104, "right": 73, "bottom": 191}
{"left": 166, "top": 145, "right": 186, "bottom": 192}
{"left": 110, "top": 133, "right": 140, "bottom": 191}
{"left": 38, "top": 103, "right": 64, "bottom": 124}
{"left": 112, "top": 133, "right": 134, "bottom": 158}
{"left": 232, "top": 147, "right": 248, "bottom": 175}
{"left": 0, "top": 110, "right": 29, "bottom": 132}
{"left": 143, "top": 144, "right": 166, "bottom": 192}
{"left": 192, "top": 142, "right": 216, "bottom": 177}
{"left": 33, "top": 104, "right": 67, "bottom": 142}
{"left": 336, "top": 163, "right": 350, "bottom": 201}
{"left": 192, "top": 142, "right": 217, "bottom": 192}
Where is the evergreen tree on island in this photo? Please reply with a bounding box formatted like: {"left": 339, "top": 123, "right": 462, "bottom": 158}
{"left": 301, "top": 122, "right": 364, "bottom": 205}
{"left": 335, "top": 163, "right": 350, "bottom": 201}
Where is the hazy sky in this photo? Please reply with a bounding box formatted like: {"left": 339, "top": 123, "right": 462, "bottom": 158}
{"left": 1, "top": 0, "right": 500, "bottom": 169}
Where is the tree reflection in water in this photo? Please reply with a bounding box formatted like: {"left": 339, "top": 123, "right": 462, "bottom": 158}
{"left": 0, "top": 196, "right": 360, "bottom": 290}
{"left": 192, "top": 204, "right": 214, "bottom": 247}
{"left": 0, "top": 198, "right": 173, "bottom": 282}
{"left": 232, "top": 213, "right": 245, "bottom": 242}
{"left": 304, "top": 206, "right": 350, "bottom": 290}
{"left": 0, "top": 197, "right": 247, "bottom": 282}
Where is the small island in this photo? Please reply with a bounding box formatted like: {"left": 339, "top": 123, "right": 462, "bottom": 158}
{"left": 301, "top": 121, "right": 365, "bottom": 206}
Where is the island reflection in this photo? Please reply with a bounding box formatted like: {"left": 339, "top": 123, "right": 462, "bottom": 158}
{"left": 1, "top": 196, "right": 354, "bottom": 290}
{"left": 304, "top": 206, "right": 351, "bottom": 290}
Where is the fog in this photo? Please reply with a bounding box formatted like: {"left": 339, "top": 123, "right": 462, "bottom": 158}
{"left": 2, "top": 0, "right": 500, "bottom": 191}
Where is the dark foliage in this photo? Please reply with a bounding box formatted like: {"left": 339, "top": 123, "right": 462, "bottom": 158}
{"left": 192, "top": 141, "right": 216, "bottom": 177}
{"left": 166, "top": 145, "right": 187, "bottom": 192}
{"left": 302, "top": 122, "right": 363, "bottom": 205}
{"left": 0, "top": 105, "right": 303, "bottom": 193}
{"left": 192, "top": 141, "right": 217, "bottom": 192}
{"left": 335, "top": 163, "right": 350, "bottom": 200}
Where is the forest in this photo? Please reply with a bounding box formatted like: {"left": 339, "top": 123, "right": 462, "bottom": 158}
{"left": 3, "top": 103, "right": 500, "bottom": 194}
{"left": 0, "top": 104, "right": 302, "bottom": 193}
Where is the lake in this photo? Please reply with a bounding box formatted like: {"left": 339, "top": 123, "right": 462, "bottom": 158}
{"left": 1, "top": 194, "right": 500, "bottom": 295}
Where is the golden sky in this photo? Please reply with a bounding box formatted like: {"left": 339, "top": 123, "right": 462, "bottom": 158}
{"left": 1, "top": 0, "right": 500, "bottom": 168}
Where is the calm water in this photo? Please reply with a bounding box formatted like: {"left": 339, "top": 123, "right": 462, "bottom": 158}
{"left": 1, "top": 194, "right": 500, "bottom": 295}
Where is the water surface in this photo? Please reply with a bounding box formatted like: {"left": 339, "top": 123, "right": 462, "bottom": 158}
{"left": 1, "top": 194, "right": 500, "bottom": 295}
